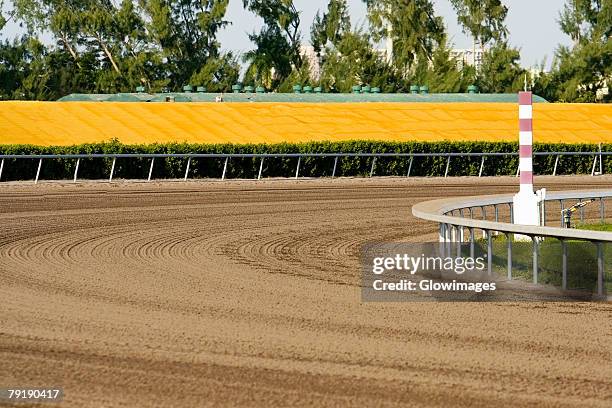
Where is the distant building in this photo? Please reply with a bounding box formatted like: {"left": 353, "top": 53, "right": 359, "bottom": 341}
{"left": 450, "top": 48, "right": 485, "bottom": 71}
{"left": 299, "top": 45, "right": 322, "bottom": 82}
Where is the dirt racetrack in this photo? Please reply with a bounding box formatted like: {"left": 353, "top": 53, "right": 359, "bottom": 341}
{"left": 1, "top": 176, "right": 611, "bottom": 407}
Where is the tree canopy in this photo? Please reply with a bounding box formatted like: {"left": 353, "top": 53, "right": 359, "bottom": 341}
{"left": 0, "top": 0, "right": 608, "bottom": 102}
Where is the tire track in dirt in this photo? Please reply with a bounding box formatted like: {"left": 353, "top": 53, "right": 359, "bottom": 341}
{"left": 1, "top": 177, "right": 611, "bottom": 407}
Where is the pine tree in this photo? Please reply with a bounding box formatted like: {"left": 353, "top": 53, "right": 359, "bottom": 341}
{"left": 552, "top": 0, "right": 611, "bottom": 102}
{"left": 362, "top": 0, "right": 445, "bottom": 78}
{"left": 243, "top": 0, "right": 303, "bottom": 82}
{"left": 449, "top": 0, "right": 508, "bottom": 60}
{"left": 476, "top": 41, "right": 525, "bottom": 93}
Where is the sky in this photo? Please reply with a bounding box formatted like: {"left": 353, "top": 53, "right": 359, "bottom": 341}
{"left": 1, "top": 0, "right": 572, "bottom": 69}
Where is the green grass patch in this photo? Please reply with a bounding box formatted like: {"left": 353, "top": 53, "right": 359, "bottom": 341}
{"left": 478, "top": 235, "right": 612, "bottom": 293}
{"left": 576, "top": 223, "right": 612, "bottom": 232}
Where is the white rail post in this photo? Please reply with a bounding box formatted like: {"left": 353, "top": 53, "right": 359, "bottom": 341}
{"left": 222, "top": 157, "right": 229, "bottom": 180}
{"left": 257, "top": 157, "right": 264, "bottom": 180}
{"left": 109, "top": 157, "right": 116, "bottom": 182}
{"left": 447, "top": 223, "right": 453, "bottom": 254}
{"left": 532, "top": 236, "right": 538, "bottom": 284}
{"left": 481, "top": 206, "right": 487, "bottom": 239}
{"left": 444, "top": 156, "right": 450, "bottom": 178}
{"left": 184, "top": 157, "right": 191, "bottom": 181}
{"left": 591, "top": 153, "right": 598, "bottom": 176}
{"left": 439, "top": 224, "right": 446, "bottom": 258}
{"left": 478, "top": 156, "right": 485, "bottom": 177}
{"left": 0, "top": 158, "right": 4, "bottom": 181}
{"left": 541, "top": 192, "right": 546, "bottom": 226}
{"left": 599, "top": 143, "right": 603, "bottom": 175}
{"left": 486, "top": 230, "right": 493, "bottom": 276}
{"left": 407, "top": 155, "right": 413, "bottom": 177}
{"left": 561, "top": 239, "right": 568, "bottom": 290}
{"left": 469, "top": 228, "right": 475, "bottom": 259}
{"left": 369, "top": 157, "right": 376, "bottom": 177}
{"left": 456, "top": 227, "right": 461, "bottom": 257}
{"left": 73, "top": 158, "right": 80, "bottom": 183}
{"left": 506, "top": 233, "right": 512, "bottom": 280}
{"left": 332, "top": 156, "right": 338, "bottom": 178}
{"left": 596, "top": 242, "right": 604, "bottom": 297}
{"left": 553, "top": 155, "right": 559, "bottom": 175}
{"left": 34, "top": 158, "right": 42, "bottom": 184}
{"left": 459, "top": 208, "right": 465, "bottom": 241}
{"left": 148, "top": 158, "right": 155, "bottom": 182}
{"left": 295, "top": 156, "right": 301, "bottom": 179}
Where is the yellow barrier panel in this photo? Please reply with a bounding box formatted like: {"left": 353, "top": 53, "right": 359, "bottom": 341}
{"left": 0, "top": 101, "right": 610, "bottom": 146}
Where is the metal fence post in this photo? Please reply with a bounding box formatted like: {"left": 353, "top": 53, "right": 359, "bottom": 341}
{"left": 599, "top": 143, "right": 603, "bottom": 175}
{"left": 257, "top": 157, "right": 264, "bottom": 180}
{"left": 596, "top": 242, "right": 604, "bottom": 297}
{"left": 369, "top": 157, "right": 376, "bottom": 177}
{"left": 184, "top": 157, "right": 191, "bottom": 181}
{"left": 444, "top": 156, "right": 450, "bottom": 178}
{"left": 34, "top": 158, "right": 42, "bottom": 184}
{"left": 515, "top": 162, "right": 520, "bottom": 177}
{"left": 73, "top": 158, "right": 80, "bottom": 183}
{"left": 579, "top": 198, "right": 585, "bottom": 223}
{"left": 478, "top": 156, "right": 485, "bottom": 177}
{"left": 295, "top": 156, "right": 301, "bottom": 179}
{"left": 553, "top": 155, "right": 560, "bottom": 176}
{"left": 407, "top": 155, "right": 413, "bottom": 177}
{"left": 494, "top": 204, "right": 499, "bottom": 222}
{"left": 469, "top": 228, "right": 475, "bottom": 259}
{"left": 560, "top": 199, "right": 565, "bottom": 227}
{"left": 486, "top": 230, "right": 493, "bottom": 276}
{"left": 332, "top": 156, "right": 338, "bottom": 178}
{"left": 222, "top": 157, "right": 228, "bottom": 180}
{"left": 561, "top": 239, "right": 568, "bottom": 290}
{"left": 591, "top": 154, "right": 598, "bottom": 176}
{"left": 0, "top": 158, "right": 5, "bottom": 181}
{"left": 459, "top": 209, "right": 464, "bottom": 242}
{"left": 148, "top": 158, "right": 155, "bottom": 182}
{"left": 506, "top": 233, "right": 512, "bottom": 280}
{"left": 600, "top": 197, "right": 605, "bottom": 223}
{"left": 509, "top": 203, "right": 514, "bottom": 223}
{"left": 456, "top": 226, "right": 462, "bottom": 257}
{"left": 445, "top": 224, "right": 453, "bottom": 256}
{"left": 532, "top": 236, "right": 538, "bottom": 284}
{"left": 109, "top": 157, "right": 116, "bottom": 182}
{"left": 481, "top": 206, "right": 487, "bottom": 238}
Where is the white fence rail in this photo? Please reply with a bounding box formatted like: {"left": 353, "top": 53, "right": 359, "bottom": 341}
{"left": 0, "top": 151, "right": 609, "bottom": 182}
{"left": 412, "top": 190, "right": 612, "bottom": 299}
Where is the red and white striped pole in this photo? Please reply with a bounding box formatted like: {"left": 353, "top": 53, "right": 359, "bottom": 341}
{"left": 518, "top": 91, "right": 533, "bottom": 193}
{"left": 513, "top": 91, "right": 539, "bottom": 227}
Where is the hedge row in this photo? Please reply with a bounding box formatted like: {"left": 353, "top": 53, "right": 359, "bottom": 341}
{"left": 0, "top": 140, "right": 609, "bottom": 181}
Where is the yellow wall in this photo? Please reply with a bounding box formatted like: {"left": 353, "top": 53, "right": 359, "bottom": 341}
{"left": 0, "top": 101, "right": 610, "bottom": 146}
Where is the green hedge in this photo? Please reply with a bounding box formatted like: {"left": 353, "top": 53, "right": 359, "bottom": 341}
{"left": 0, "top": 140, "right": 608, "bottom": 181}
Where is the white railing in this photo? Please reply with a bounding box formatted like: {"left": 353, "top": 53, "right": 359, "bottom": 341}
{"left": 0, "top": 150, "right": 608, "bottom": 182}
{"left": 412, "top": 190, "right": 612, "bottom": 299}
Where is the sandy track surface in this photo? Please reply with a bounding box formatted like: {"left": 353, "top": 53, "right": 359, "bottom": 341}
{"left": 1, "top": 176, "right": 611, "bottom": 407}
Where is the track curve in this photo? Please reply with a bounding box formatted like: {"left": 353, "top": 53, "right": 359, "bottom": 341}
{"left": 1, "top": 177, "right": 611, "bottom": 407}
